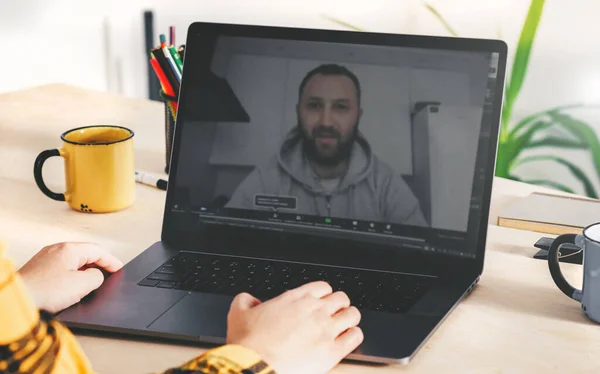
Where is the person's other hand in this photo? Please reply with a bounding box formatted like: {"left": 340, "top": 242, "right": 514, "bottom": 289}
{"left": 18, "top": 242, "right": 123, "bottom": 314}
{"left": 227, "top": 281, "right": 363, "bottom": 374}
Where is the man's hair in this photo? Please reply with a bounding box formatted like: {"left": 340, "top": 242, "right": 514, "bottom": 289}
{"left": 298, "top": 64, "right": 361, "bottom": 102}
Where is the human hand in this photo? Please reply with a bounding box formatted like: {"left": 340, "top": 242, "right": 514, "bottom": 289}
{"left": 18, "top": 242, "right": 123, "bottom": 314}
{"left": 227, "top": 281, "right": 363, "bottom": 374}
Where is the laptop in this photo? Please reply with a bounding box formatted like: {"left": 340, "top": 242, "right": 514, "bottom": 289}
{"left": 58, "top": 22, "right": 507, "bottom": 364}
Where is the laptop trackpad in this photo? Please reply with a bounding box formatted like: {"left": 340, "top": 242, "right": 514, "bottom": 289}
{"left": 148, "top": 292, "right": 233, "bottom": 341}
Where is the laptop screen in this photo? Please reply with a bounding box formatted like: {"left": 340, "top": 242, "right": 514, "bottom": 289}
{"left": 169, "top": 25, "right": 503, "bottom": 259}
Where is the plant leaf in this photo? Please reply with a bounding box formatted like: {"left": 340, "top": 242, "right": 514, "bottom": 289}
{"left": 495, "top": 140, "right": 511, "bottom": 178}
{"left": 502, "top": 120, "right": 550, "bottom": 174}
{"left": 422, "top": 2, "right": 459, "bottom": 36}
{"left": 508, "top": 103, "right": 583, "bottom": 138}
{"left": 505, "top": 0, "right": 545, "bottom": 104}
{"left": 520, "top": 179, "right": 575, "bottom": 194}
{"left": 515, "top": 155, "right": 598, "bottom": 198}
{"left": 320, "top": 15, "right": 365, "bottom": 31}
{"left": 512, "top": 120, "right": 551, "bottom": 151}
{"left": 501, "top": 0, "right": 546, "bottom": 139}
{"left": 548, "top": 111, "right": 600, "bottom": 180}
{"left": 525, "top": 137, "right": 586, "bottom": 149}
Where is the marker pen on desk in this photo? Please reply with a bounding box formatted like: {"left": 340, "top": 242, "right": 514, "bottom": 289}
{"left": 135, "top": 170, "right": 167, "bottom": 191}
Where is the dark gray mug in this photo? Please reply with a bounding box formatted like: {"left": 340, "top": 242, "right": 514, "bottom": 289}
{"left": 548, "top": 223, "right": 600, "bottom": 323}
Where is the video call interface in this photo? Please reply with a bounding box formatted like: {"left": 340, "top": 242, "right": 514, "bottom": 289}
{"left": 170, "top": 35, "right": 501, "bottom": 258}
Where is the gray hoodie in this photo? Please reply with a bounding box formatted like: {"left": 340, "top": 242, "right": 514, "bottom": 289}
{"left": 226, "top": 128, "right": 428, "bottom": 227}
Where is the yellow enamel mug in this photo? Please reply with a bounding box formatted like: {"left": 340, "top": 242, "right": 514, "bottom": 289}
{"left": 33, "top": 125, "right": 135, "bottom": 213}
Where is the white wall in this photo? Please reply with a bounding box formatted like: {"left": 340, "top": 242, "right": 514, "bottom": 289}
{"left": 5, "top": 0, "right": 600, "bottom": 113}
{"left": 414, "top": 105, "right": 483, "bottom": 231}
{"left": 6, "top": 0, "right": 600, "bottom": 112}
{"left": 0, "top": 0, "right": 109, "bottom": 93}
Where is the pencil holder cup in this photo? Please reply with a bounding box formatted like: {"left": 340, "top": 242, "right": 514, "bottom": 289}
{"left": 160, "top": 90, "right": 177, "bottom": 174}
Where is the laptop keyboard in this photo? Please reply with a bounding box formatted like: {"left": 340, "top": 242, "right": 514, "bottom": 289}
{"left": 138, "top": 252, "right": 434, "bottom": 314}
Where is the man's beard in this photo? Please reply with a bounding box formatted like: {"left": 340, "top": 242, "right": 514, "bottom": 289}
{"left": 299, "top": 122, "right": 358, "bottom": 167}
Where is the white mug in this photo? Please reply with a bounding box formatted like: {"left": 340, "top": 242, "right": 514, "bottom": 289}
{"left": 548, "top": 223, "right": 600, "bottom": 323}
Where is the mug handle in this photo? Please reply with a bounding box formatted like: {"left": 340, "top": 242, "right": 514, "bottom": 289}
{"left": 547, "top": 234, "right": 584, "bottom": 302}
{"left": 34, "top": 148, "right": 69, "bottom": 202}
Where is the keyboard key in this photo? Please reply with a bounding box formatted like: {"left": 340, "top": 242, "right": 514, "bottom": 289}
{"left": 175, "top": 281, "right": 195, "bottom": 291}
{"left": 156, "top": 267, "right": 175, "bottom": 274}
{"left": 259, "top": 285, "right": 278, "bottom": 300}
{"left": 148, "top": 273, "right": 178, "bottom": 282}
{"left": 157, "top": 281, "right": 177, "bottom": 289}
{"left": 246, "top": 283, "right": 263, "bottom": 292}
{"left": 224, "top": 283, "right": 245, "bottom": 296}
{"left": 139, "top": 279, "right": 160, "bottom": 287}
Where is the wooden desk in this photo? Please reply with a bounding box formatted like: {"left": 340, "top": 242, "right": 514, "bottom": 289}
{"left": 1, "top": 85, "right": 597, "bottom": 374}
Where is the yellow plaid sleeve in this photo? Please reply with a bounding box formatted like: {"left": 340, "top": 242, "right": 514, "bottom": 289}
{"left": 162, "top": 344, "right": 275, "bottom": 374}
